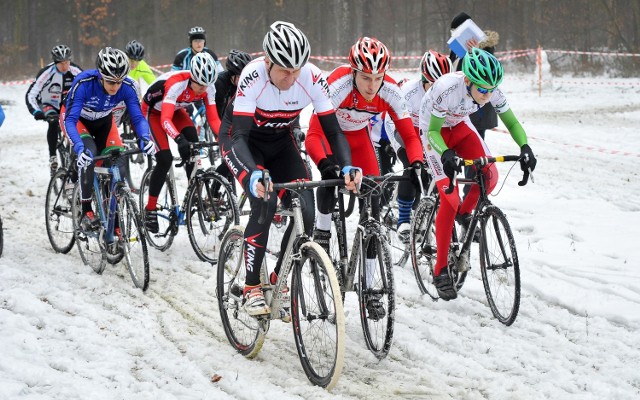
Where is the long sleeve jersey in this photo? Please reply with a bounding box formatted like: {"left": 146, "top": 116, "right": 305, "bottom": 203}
{"left": 25, "top": 62, "right": 83, "bottom": 114}
{"left": 64, "top": 69, "right": 150, "bottom": 149}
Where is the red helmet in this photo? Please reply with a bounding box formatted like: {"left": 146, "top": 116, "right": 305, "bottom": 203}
{"left": 420, "top": 50, "right": 452, "bottom": 83}
{"left": 349, "top": 37, "right": 390, "bottom": 74}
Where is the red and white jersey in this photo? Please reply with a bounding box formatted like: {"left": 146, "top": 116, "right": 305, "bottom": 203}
{"left": 142, "top": 70, "right": 220, "bottom": 138}
{"left": 328, "top": 66, "right": 411, "bottom": 132}
{"left": 419, "top": 71, "right": 509, "bottom": 132}
{"left": 233, "top": 56, "right": 334, "bottom": 133}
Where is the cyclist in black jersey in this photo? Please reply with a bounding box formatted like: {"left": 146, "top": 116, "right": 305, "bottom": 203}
{"left": 221, "top": 21, "right": 361, "bottom": 316}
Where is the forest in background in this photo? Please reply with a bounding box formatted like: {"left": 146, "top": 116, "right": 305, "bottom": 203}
{"left": 1, "top": 0, "right": 639, "bottom": 79}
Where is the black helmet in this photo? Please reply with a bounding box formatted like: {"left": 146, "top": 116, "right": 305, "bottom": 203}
{"left": 225, "top": 49, "right": 252, "bottom": 76}
{"left": 125, "top": 40, "right": 145, "bottom": 61}
{"left": 51, "top": 45, "right": 72, "bottom": 62}
{"left": 188, "top": 26, "right": 206, "bottom": 42}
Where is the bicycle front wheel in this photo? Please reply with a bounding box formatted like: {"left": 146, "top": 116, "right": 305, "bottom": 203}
{"left": 410, "top": 196, "right": 439, "bottom": 299}
{"left": 118, "top": 190, "right": 150, "bottom": 291}
{"left": 186, "top": 172, "right": 239, "bottom": 263}
{"left": 45, "top": 169, "right": 76, "bottom": 253}
{"left": 217, "top": 226, "right": 265, "bottom": 358}
{"left": 139, "top": 166, "right": 176, "bottom": 251}
{"left": 72, "top": 185, "right": 106, "bottom": 274}
{"left": 291, "top": 241, "right": 345, "bottom": 390}
{"left": 479, "top": 205, "right": 521, "bottom": 326}
{"left": 358, "top": 230, "right": 395, "bottom": 360}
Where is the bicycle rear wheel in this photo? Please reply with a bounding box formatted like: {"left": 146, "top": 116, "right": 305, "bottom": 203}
{"left": 118, "top": 189, "right": 150, "bottom": 291}
{"left": 410, "top": 196, "right": 439, "bottom": 299}
{"left": 72, "top": 185, "right": 106, "bottom": 274}
{"left": 217, "top": 226, "right": 265, "bottom": 357}
{"left": 358, "top": 230, "right": 395, "bottom": 359}
{"left": 290, "top": 241, "right": 345, "bottom": 390}
{"left": 45, "top": 169, "right": 76, "bottom": 253}
{"left": 186, "top": 171, "right": 239, "bottom": 263}
{"left": 479, "top": 205, "right": 521, "bottom": 326}
{"left": 139, "top": 167, "right": 176, "bottom": 251}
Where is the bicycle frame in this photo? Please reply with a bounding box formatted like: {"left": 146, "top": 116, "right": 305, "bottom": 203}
{"left": 93, "top": 156, "right": 128, "bottom": 245}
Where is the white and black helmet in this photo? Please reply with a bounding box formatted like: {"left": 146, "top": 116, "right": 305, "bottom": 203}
{"left": 96, "top": 47, "right": 130, "bottom": 81}
{"left": 125, "top": 40, "right": 145, "bottom": 61}
{"left": 190, "top": 52, "right": 218, "bottom": 85}
{"left": 262, "top": 21, "right": 310, "bottom": 69}
{"left": 51, "top": 45, "right": 72, "bottom": 63}
{"left": 188, "top": 26, "right": 206, "bottom": 42}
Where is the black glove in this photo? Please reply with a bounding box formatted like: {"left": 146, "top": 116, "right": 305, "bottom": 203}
{"left": 317, "top": 158, "right": 340, "bottom": 180}
{"left": 175, "top": 135, "right": 192, "bottom": 161}
{"left": 380, "top": 138, "right": 397, "bottom": 165}
{"left": 519, "top": 144, "right": 537, "bottom": 172}
{"left": 441, "top": 149, "right": 462, "bottom": 181}
{"left": 34, "top": 110, "right": 45, "bottom": 121}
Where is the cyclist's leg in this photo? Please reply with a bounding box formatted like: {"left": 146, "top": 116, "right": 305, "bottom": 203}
{"left": 172, "top": 109, "right": 198, "bottom": 179}
{"left": 396, "top": 147, "right": 416, "bottom": 238}
{"left": 47, "top": 121, "right": 58, "bottom": 157}
{"left": 146, "top": 112, "right": 172, "bottom": 210}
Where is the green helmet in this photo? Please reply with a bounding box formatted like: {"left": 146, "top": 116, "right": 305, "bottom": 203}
{"left": 462, "top": 48, "right": 504, "bottom": 87}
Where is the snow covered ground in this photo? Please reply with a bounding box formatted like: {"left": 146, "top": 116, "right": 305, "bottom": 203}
{"left": 1, "top": 71, "right": 639, "bottom": 399}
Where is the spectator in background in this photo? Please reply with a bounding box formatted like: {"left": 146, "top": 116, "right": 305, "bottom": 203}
{"left": 25, "top": 45, "right": 82, "bottom": 175}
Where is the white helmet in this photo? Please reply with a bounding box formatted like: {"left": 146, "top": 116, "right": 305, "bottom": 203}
{"left": 96, "top": 47, "right": 130, "bottom": 80}
{"left": 262, "top": 21, "right": 310, "bottom": 69}
{"left": 190, "top": 52, "right": 218, "bottom": 85}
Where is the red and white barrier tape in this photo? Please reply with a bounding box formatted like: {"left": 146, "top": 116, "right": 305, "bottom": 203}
{"left": 492, "top": 128, "right": 640, "bottom": 158}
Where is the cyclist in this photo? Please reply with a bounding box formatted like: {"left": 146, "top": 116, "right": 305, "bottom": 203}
{"left": 0, "top": 104, "right": 4, "bottom": 127}
{"left": 26, "top": 44, "right": 82, "bottom": 175}
{"left": 215, "top": 49, "right": 252, "bottom": 117}
{"left": 221, "top": 21, "right": 360, "bottom": 316}
{"left": 62, "top": 47, "right": 156, "bottom": 230}
{"left": 172, "top": 26, "right": 223, "bottom": 74}
{"left": 125, "top": 40, "right": 156, "bottom": 98}
{"left": 420, "top": 48, "right": 537, "bottom": 300}
{"left": 141, "top": 52, "right": 221, "bottom": 233}
{"left": 381, "top": 50, "right": 453, "bottom": 242}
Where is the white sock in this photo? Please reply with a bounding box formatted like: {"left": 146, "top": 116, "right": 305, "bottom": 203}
{"left": 315, "top": 212, "right": 332, "bottom": 231}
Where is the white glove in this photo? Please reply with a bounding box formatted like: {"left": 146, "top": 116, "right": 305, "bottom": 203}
{"left": 141, "top": 139, "right": 157, "bottom": 156}
{"left": 76, "top": 150, "right": 93, "bottom": 170}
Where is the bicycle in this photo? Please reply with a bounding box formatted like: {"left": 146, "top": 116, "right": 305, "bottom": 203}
{"left": 191, "top": 104, "right": 219, "bottom": 166}
{"left": 138, "top": 141, "right": 239, "bottom": 263}
{"left": 328, "top": 174, "right": 404, "bottom": 359}
{"left": 217, "top": 173, "right": 345, "bottom": 390}
{"left": 119, "top": 115, "right": 148, "bottom": 193}
{"left": 43, "top": 111, "right": 72, "bottom": 180}
{"left": 72, "top": 148, "right": 150, "bottom": 291}
{"left": 410, "top": 155, "right": 529, "bottom": 325}
{"left": 45, "top": 161, "right": 78, "bottom": 254}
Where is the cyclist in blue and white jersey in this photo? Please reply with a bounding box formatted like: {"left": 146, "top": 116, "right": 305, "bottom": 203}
{"left": 172, "top": 26, "right": 223, "bottom": 74}
{"left": 62, "top": 47, "right": 156, "bottom": 230}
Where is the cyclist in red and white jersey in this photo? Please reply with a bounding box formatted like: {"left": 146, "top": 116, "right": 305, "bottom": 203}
{"left": 221, "top": 21, "right": 360, "bottom": 316}
{"left": 382, "top": 50, "right": 453, "bottom": 242}
{"left": 420, "top": 48, "right": 537, "bottom": 300}
{"left": 141, "top": 52, "right": 221, "bottom": 233}
{"left": 304, "top": 37, "right": 424, "bottom": 319}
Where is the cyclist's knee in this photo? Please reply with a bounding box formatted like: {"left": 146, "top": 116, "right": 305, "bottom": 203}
{"left": 155, "top": 149, "right": 173, "bottom": 168}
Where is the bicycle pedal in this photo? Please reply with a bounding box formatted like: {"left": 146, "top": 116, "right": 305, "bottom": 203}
{"left": 279, "top": 308, "right": 291, "bottom": 323}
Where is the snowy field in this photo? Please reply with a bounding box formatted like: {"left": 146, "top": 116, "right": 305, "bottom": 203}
{"left": 1, "top": 71, "right": 639, "bottom": 400}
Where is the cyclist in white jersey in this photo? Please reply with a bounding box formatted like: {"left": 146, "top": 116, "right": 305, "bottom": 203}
{"left": 420, "top": 48, "right": 537, "bottom": 300}
{"left": 221, "top": 21, "right": 361, "bottom": 316}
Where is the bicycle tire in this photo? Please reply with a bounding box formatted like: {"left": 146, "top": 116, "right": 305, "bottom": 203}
{"left": 72, "top": 185, "right": 106, "bottom": 274}
{"left": 357, "top": 230, "right": 395, "bottom": 360}
{"left": 479, "top": 205, "right": 521, "bottom": 326}
{"left": 329, "top": 212, "right": 346, "bottom": 302}
{"left": 290, "top": 241, "right": 345, "bottom": 390}
{"left": 217, "top": 226, "right": 266, "bottom": 357}
{"left": 186, "top": 171, "right": 239, "bottom": 263}
{"left": 118, "top": 190, "right": 150, "bottom": 291}
{"left": 409, "top": 196, "right": 439, "bottom": 299}
{"left": 139, "top": 167, "right": 176, "bottom": 251}
{"left": 0, "top": 214, "right": 3, "bottom": 257}
{"left": 45, "top": 169, "right": 76, "bottom": 254}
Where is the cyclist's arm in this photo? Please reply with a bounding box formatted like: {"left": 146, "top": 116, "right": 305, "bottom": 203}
{"left": 123, "top": 82, "right": 151, "bottom": 140}
{"left": 317, "top": 111, "right": 352, "bottom": 167}
{"left": 25, "top": 66, "right": 48, "bottom": 115}
{"left": 393, "top": 116, "right": 425, "bottom": 164}
{"left": 304, "top": 114, "right": 330, "bottom": 165}
{"left": 426, "top": 115, "right": 447, "bottom": 155}
{"left": 498, "top": 109, "right": 528, "bottom": 147}
{"left": 172, "top": 50, "right": 187, "bottom": 71}
{"left": 229, "top": 113, "right": 258, "bottom": 187}
{"left": 63, "top": 82, "right": 87, "bottom": 150}
{"left": 204, "top": 86, "right": 221, "bottom": 135}
{"left": 0, "top": 104, "right": 5, "bottom": 127}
